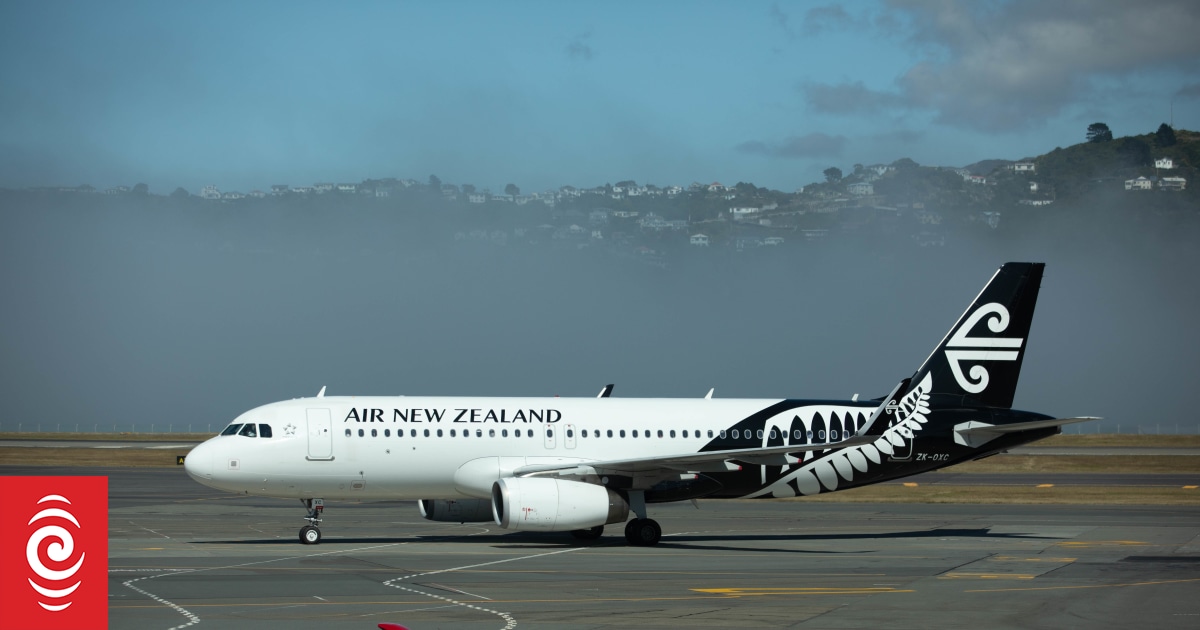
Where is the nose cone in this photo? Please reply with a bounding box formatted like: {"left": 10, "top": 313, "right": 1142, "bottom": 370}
{"left": 184, "top": 439, "right": 215, "bottom": 482}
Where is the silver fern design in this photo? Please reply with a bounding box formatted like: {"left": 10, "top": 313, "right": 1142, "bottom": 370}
{"left": 743, "top": 373, "right": 934, "bottom": 499}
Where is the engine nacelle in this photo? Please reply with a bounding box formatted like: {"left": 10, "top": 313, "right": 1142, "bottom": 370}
{"left": 491, "top": 477, "right": 629, "bottom": 532}
{"left": 418, "top": 498, "right": 495, "bottom": 523}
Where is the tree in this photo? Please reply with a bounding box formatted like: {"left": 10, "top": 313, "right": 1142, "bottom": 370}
{"left": 1156, "top": 123, "right": 1177, "bottom": 147}
{"left": 462, "top": 184, "right": 476, "bottom": 194}
{"left": 823, "top": 167, "right": 843, "bottom": 183}
{"left": 428, "top": 174, "right": 441, "bottom": 189}
{"left": 853, "top": 163, "right": 864, "bottom": 176}
{"left": 615, "top": 180, "right": 636, "bottom": 188}
{"left": 1086, "top": 122, "right": 1113, "bottom": 143}
{"left": 1117, "top": 137, "right": 1151, "bottom": 168}
{"left": 169, "top": 187, "right": 189, "bottom": 199}
{"left": 132, "top": 183, "right": 149, "bottom": 195}
{"left": 504, "top": 183, "right": 520, "bottom": 197}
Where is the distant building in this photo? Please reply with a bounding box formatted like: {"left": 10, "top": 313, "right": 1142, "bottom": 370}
{"left": 336, "top": 183, "right": 357, "bottom": 193}
{"left": 847, "top": 182, "right": 874, "bottom": 196}
{"left": 270, "top": 185, "right": 289, "bottom": 195}
{"left": 1029, "top": 181, "right": 1039, "bottom": 192}
{"left": 1159, "top": 176, "right": 1186, "bottom": 191}
{"left": 1155, "top": 157, "right": 1175, "bottom": 169}
{"left": 468, "top": 193, "right": 487, "bottom": 203}
{"left": 249, "top": 190, "right": 266, "bottom": 198}
{"left": 200, "top": 185, "right": 221, "bottom": 200}
{"left": 729, "top": 206, "right": 760, "bottom": 217}
{"left": 690, "top": 234, "right": 710, "bottom": 246}
{"left": 1012, "top": 162, "right": 1035, "bottom": 172}
{"left": 764, "top": 236, "right": 785, "bottom": 246}
{"left": 982, "top": 211, "right": 1001, "bottom": 228}
{"left": 1125, "top": 176, "right": 1153, "bottom": 191}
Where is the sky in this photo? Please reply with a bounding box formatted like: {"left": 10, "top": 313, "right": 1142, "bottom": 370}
{"left": 2, "top": 0, "right": 1199, "bottom": 194}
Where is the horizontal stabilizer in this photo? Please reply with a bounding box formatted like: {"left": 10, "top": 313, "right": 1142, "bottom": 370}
{"left": 953, "top": 417, "right": 1100, "bottom": 447}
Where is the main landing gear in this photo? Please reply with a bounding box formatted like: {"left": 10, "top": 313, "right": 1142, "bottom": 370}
{"left": 624, "top": 518, "right": 662, "bottom": 546}
{"left": 299, "top": 498, "right": 324, "bottom": 544}
{"left": 622, "top": 490, "right": 662, "bottom": 546}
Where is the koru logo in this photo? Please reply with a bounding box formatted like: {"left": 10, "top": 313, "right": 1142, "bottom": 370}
{"left": 944, "top": 302, "right": 1023, "bottom": 394}
{"left": 27, "top": 495, "right": 87, "bottom": 611}
{"left": 2, "top": 476, "right": 108, "bottom": 630}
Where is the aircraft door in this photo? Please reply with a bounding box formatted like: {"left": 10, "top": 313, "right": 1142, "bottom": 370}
{"left": 565, "top": 424, "right": 577, "bottom": 449}
{"left": 306, "top": 409, "right": 334, "bottom": 460}
{"left": 544, "top": 426, "right": 557, "bottom": 449}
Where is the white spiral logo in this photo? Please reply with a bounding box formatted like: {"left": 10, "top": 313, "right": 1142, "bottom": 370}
{"left": 27, "top": 494, "right": 86, "bottom": 612}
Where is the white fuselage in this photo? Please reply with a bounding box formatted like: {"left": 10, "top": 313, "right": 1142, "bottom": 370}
{"left": 184, "top": 395, "right": 875, "bottom": 501}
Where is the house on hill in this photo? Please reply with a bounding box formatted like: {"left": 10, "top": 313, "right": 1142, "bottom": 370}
{"left": 1159, "top": 177, "right": 1186, "bottom": 191}
{"left": 689, "top": 234, "right": 710, "bottom": 247}
{"left": 1155, "top": 157, "right": 1175, "bottom": 169}
{"left": 1125, "top": 176, "right": 1154, "bottom": 190}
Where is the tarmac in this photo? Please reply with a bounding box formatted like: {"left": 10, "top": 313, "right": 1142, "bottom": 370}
{"left": 4, "top": 465, "right": 1199, "bottom": 629}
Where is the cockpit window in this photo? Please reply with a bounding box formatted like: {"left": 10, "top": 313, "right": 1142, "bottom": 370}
{"left": 258, "top": 424, "right": 272, "bottom": 438}
{"left": 238, "top": 423, "right": 258, "bottom": 438}
{"left": 221, "top": 424, "right": 242, "bottom": 436}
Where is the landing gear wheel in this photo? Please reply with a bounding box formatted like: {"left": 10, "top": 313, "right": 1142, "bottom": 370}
{"left": 570, "top": 525, "right": 604, "bottom": 540}
{"left": 300, "top": 525, "right": 322, "bottom": 545}
{"left": 624, "top": 518, "right": 661, "bottom": 546}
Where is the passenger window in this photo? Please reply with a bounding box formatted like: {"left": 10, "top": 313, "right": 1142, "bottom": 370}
{"left": 384, "top": 429, "right": 390, "bottom": 437}
{"left": 670, "top": 430, "right": 676, "bottom": 438}
{"left": 358, "top": 429, "right": 364, "bottom": 437}
{"left": 489, "top": 429, "right": 495, "bottom": 437}
{"left": 794, "top": 429, "right": 801, "bottom": 440}
{"left": 371, "top": 428, "right": 377, "bottom": 437}
{"left": 607, "top": 430, "right": 613, "bottom": 437}
{"left": 476, "top": 429, "right": 483, "bottom": 437}
{"left": 819, "top": 430, "right": 826, "bottom": 440}
{"left": 567, "top": 429, "right": 574, "bottom": 438}
{"left": 619, "top": 430, "right": 626, "bottom": 438}
{"left": 769, "top": 430, "right": 776, "bottom": 440}
{"left": 222, "top": 424, "right": 242, "bottom": 436}
{"left": 547, "top": 429, "right": 553, "bottom": 438}
{"left": 582, "top": 429, "right": 588, "bottom": 438}
{"left": 732, "top": 429, "right": 739, "bottom": 439}
{"left": 757, "top": 429, "right": 764, "bottom": 439}
{"left": 436, "top": 429, "right": 443, "bottom": 437}
{"left": 682, "top": 430, "right": 688, "bottom": 438}
{"left": 423, "top": 429, "right": 430, "bottom": 437}
{"left": 345, "top": 428, "right": 351, "bottom": 437}
{"left": 658, "top": 430, "right": 663, "bottom": 438}
{"left": 502, "top": 429, "right": 509, "bottom": 437}
{"left": 450, "top": 429, "right": 457, "bottom": 437}
{"left": 410, "top": 429, "right": 416, "bottom": 437}
{"left": 632, "top": 430, "right": 638, "bottom": 438}
{"left": 807, "top": 430, "right": 813, "bottom": 440}
{"left": 708, "top": 430, "right": 714, "bottom": 438}
{"left": 831, "top": 430, "right": 839, "bottom": 440}
{"left": 720, "top": 430, "right": 726, "bottom": 438}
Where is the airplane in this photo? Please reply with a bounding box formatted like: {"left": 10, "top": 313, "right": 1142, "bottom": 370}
{"left": 184, "top": 262, "right": 1095, "bottom": 546}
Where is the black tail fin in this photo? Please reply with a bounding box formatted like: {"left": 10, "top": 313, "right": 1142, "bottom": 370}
{"left": 910, "top": 262, "right": 1044, "bottom": 409}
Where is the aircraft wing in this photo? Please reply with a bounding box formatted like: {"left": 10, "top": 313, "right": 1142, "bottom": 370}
{"left": 513, "top": 379, "right": 912, "bottom": 477}
{"left": 513, "top": 435, "right": 881, "bottom": 476}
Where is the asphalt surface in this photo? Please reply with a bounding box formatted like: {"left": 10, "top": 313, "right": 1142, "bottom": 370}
{"left": 4, "top": 466, "right": 1200, "bottom": 629}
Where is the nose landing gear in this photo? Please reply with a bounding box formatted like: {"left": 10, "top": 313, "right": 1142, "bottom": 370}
{"left": 299, "top": 498, "right": 324, "bottom": 544}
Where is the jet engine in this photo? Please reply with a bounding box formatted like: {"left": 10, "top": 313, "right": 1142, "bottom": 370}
{"left": 491, "top": 477, "right": 629, "bottom": 532}
{"left": 418, "top": 498, "right": 495, "bottom": 523}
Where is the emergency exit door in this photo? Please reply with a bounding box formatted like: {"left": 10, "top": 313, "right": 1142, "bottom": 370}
{"left": 307, "top": 408, "right": 333, "bottom": 460}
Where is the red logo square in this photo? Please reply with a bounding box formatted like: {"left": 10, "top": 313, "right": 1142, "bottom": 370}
{"left": 0, "top": 476, "right": 108, "bottom": 630}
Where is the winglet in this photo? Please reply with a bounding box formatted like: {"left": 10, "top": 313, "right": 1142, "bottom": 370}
{"left": 854, "top": 378, "right": 910, "bottom": 438}
{"left": 317, "top": 386, "right": 326, "bottom": 399}
{"left": 597, "top": 384, "right": 614, "bottom": 398}
{"left": 705, "top": 388, "right": 714, "bottom": 400}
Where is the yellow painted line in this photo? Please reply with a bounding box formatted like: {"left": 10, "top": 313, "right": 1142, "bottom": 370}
{"left": 692, "top": 587, "right": 912, "bottom": 597}
{"left": 903, "top": 482, "right": 919, "bottom": 487}
{"left": 965, "top": 577, "right": 1200, "bottom": 593}
{"left": 941, "top": 573, "right": 1035, "bottom": 580}
{"left": 1184, "top": 485, "right": 1197, "bottom": 489}
{"left": 992, "top": 556, "right": 1076, "bottom": 563}
{"left": 1036, "top": 484, "right": 1054, "bottom": 488}
{"left": 1058, "top": 540, "right": 1147, "bottom": 547}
